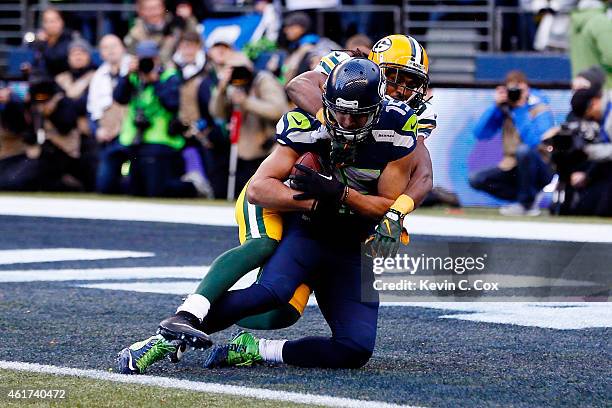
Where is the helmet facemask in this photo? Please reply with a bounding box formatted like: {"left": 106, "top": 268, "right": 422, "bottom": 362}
{"left": 382, "top": 65, "right": 429, "bottom": 110}
{"left": 322, "top": 97, "right": 381, "bottom": 145}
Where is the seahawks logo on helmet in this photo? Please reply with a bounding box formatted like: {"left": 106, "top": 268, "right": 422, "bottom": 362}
{"left": 372, "top": 37, "right": 392, "bottom": 53}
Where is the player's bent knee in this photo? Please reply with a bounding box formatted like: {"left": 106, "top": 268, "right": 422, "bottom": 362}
{"left": 468, "top": 172, "right": 484, "bottom": 190}
{"left": 333, "top": 340, "right": 374, "bottom": 368}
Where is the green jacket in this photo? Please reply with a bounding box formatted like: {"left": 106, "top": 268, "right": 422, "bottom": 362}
{"left": 570, "top": 7, "right": 612, "bottom": 88}
{"left": 117, "top": 69, "right": 185, "bottom": 150}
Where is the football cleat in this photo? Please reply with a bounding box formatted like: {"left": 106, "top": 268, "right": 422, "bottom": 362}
{"left": 168, "top": 340, "right": 187, "bottom": 363}
{"left": 158, "top": 311, "right": 213, "bottom": 350}
{"left": 116, "top": 334, "right": 181, "bottom": 375}
{"left": 204, "top": 331, "right": 262, "bottom": 368}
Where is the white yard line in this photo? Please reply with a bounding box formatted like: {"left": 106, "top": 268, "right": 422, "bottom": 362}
{"left": 0, "top": 196, "right": 236, "bottom": 227}
{"left": 0, "top": 361, "right": 418, "bottom": 408}
{"left": 0, "top": 266, "right": 210, "bottom": 283}
{"left": 0, "top": 249, "right": 154, "bottom": 265}
{"left": 1, "top": 196, "right": 611, "bottom": 242}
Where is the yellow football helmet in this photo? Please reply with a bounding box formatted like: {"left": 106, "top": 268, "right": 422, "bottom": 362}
{"left": 368, "top": 34, "right": 429, "bottom": 109}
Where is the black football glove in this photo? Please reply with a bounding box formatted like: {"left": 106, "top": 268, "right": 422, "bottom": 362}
{"left": 291, "top": 164, "right": 347, "bottom": 203}
{"left": 365, "top": 209, "right": 410, "bottom": 258}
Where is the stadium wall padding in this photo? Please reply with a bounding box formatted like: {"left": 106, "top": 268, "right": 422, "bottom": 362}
{"left": 428, "top": 88, "right": 572, "bottom": 207}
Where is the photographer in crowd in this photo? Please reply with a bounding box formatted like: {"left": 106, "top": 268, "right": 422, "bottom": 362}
{"left": 0, "top": 85, "right": 40, "bottom": 190}
{"left": 209, "top": 52, "right": 287, "bottom": 197}
{"left": 124, "top": 0, "right": 199, "bottom": 66}
{"left": 100, "top": 40, "right": 197, "bottom": 197}
{"left": 54, "top": 39, "right": 96, "bottom": 139}
{"left": 549, "top": 65, "right": 612, "bottom": 216}
{"left": 27, "top": 75, "right": 97, "bottom": 191}
{"left": 469, "top": 70, "right": 555, "bottom": 216}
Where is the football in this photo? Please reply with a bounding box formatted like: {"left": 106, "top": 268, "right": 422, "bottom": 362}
{"left": 291, "top": 152, "right": 323, "bottom": 176}
{"left": 289, "top": 152, "right": 323, "bottom": 190}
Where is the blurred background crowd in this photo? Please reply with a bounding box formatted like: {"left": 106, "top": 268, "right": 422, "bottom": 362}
{"left": 0, "top": 0, "right": 610, "bottom": 216}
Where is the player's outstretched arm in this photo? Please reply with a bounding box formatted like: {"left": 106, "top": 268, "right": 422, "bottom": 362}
{"left": 285, "top": 70, "right": 325, "bottom": 115}
{"left": 247, "top": 145, "right": 315, "bottom": 212}
{"left": 403, "top": 138, "right": 433, "bottom": 206}
{"left": 344, "top": 153, "right": 413, "bottom": 219}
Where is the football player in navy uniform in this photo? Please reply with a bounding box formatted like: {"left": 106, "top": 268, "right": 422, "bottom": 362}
{"left": 116, "top": 56, "right": 420, "bottom": 374}
{"left": 156, "top": 58, "right": 419, "bottom": 369}
{"left": 288, "top": 35, "right": 436, "bottom": 206}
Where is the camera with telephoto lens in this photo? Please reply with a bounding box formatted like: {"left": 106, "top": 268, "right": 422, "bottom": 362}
{"left": 134, "top": 108, "right": 151, "bottom": 132}
{"left": 138, "top": 57, "right": 155, "bottom": 74}
{"left": 546, "top": 120, "right": 599, "bottom": 180}
{"left": 507, "top": 86, "right": 522, "bottom": 103}
{"left": 229, "top": 66, "right": 253, "bottom": 87}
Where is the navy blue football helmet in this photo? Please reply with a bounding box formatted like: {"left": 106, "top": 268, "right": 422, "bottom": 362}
{"left": 322, "top": 58, "right": 385, "bottom": 144}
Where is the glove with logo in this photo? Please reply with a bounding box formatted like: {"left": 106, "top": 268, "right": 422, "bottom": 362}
{"left": 291, "top": 164, "right": 347, "bottom": 203}
{"left": 365, "top": 208, "right": 410, "bottom": 258}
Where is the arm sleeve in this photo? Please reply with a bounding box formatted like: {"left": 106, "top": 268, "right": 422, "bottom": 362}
{"left": 208, "top": 85, "right": 230, "bottom": 121}
{"left": 473, "top": 104, "right": 505, "bottom": 141}
{"left": 518, "top": 105, "right": 555, "bottom": 147}
{"left": 155, "top": 74, "right": 180, "bottom": 113}
{"left": 242, "top": 73, "right": 288, "bottom": 121}
{"left": 112, "top": 75, "right": 134, "bottom": 105}
{"left": 49, "top": 97, "right": 78, "bottom": 134}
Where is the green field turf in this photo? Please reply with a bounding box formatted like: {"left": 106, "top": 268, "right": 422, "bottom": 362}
{"left": 0, "top": 369, "right": 319, "bottom": 408}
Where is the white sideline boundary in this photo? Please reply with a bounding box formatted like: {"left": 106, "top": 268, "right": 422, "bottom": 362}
{"left": 1, "top": 196, "right": 612, "bottom": 242}
{"left": 0, "top": 361, "right": 418, "bottom": 408}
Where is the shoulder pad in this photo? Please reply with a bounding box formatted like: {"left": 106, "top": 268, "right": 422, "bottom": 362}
{"left": 314, "top": 51, "right": 352, "bottom": 75}
{"left": 275, "top": 108, "right": 322, "bottom": 150}
{"left": 417, "top": 102, "right": 437, "bottom": 139}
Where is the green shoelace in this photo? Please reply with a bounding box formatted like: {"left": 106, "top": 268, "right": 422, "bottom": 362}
{"left": 136, "top": 339, "right": 176, "bottom": 373}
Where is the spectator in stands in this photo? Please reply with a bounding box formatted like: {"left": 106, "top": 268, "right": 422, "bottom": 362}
{"left": 570, "top": 0, "right": 612, "bottom": 88}
{"left": 562, "top": 65, "right": 612, "bottom": 215}
{"left": 124, "top": 0, "right": 199, "bottom": 66}
{"left": 207, "top": 41, "right": 234, "bottom": 73}
{"left": 469, "top": 70, "right": 555, "bottom": 216}
{"left": 26, "top": 76, "right": 97, "bottom": 191}
{"left": 0, "top": 87, "right": 41, "bottom": 191}
{"left": 29, "top": 8, "right": 79, "bottom": 77}
{"left": 101, "top": 40, "right": 197, "bottom": 197}
{"left": 345, "top": 33, "right": 373, "bottom": 56}
{"left": 531, "top": 0, "right": 575, "bottom": 51}
{"left": 173, "top": 31, "right": 216, "bottom": 197}
{"left": 280, "top": 12, "right": 342, "bottom": 83}
{"left": 251, "top": 0, "right": 281, "bottom": 43}
{"left": 281, "top": 12, "right": 319, "bottom": 83}
{"left": 87, "top": 34, "right": 131, "bottom": 145}
{"left": 55, "top": 39, "right": 96, "bottom": 139}
{"left": 209, "top": 52, "right": 287, "bottom": 197}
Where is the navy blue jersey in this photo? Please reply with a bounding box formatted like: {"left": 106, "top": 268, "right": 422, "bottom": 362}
{"left": 275, "top": 99, "right": 418, "bottom": 240}
{"left": 277, "top": 99, "right": 417, "bottom": 195}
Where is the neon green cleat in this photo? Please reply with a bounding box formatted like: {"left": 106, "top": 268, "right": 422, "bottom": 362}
{"left": 204, "top": 331, "right": 262, "bottom": 368}
{"left": 117, "top": 334, "right": 181, "bottom": 374}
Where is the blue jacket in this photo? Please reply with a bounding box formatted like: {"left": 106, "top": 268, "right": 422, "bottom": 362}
{"left": 473, "top": 89, "right": 555, "bottom": 148}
